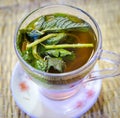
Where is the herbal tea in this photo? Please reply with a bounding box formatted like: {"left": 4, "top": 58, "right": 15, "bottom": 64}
{"left": 17, "top": 13, "right": 96, "bottom": 73}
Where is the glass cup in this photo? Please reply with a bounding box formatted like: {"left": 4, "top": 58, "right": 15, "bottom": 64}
{"left": 14, "top": 4, "right": 120, "bottom": 100}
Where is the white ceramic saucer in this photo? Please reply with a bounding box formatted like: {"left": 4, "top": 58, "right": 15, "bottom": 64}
{"left": 11, "top": 62, "right": 102, "bottom": 118}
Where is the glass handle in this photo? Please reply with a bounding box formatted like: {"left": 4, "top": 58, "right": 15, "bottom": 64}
{"left": 86, "top": 50, "right": 120, "bottom": 82}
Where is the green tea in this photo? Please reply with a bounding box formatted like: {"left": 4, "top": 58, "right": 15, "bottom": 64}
{"left": 17, "top": 13, "right": 96, "bottom": 73}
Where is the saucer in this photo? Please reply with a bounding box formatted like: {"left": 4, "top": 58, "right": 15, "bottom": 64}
{"left": 11, "top": 62, "right": 102, "bottom": 118}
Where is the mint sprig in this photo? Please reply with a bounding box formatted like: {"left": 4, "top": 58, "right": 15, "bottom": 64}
{"left": 18, "top": 15, "right": 93, "bottom": 73}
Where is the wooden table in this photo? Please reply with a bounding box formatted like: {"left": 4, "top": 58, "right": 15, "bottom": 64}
{"left": 0, "top": 0, "right": 120, "bottom": 118}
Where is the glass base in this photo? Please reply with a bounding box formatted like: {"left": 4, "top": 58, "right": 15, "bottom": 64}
{"left": 40, "top": 85, "right": 81, "bottom": 100}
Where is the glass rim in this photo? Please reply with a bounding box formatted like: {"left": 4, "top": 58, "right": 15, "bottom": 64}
{"left": 14, "top": 4, "right": 102, "bottom": 77}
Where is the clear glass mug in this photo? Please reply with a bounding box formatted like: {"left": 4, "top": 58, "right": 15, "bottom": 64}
{"left": 14, "top": 4, "right": 120, "bottom": 100}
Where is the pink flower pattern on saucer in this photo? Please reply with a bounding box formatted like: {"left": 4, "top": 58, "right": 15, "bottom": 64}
{"left": 19, "top": 81, "right": 29, "bottom": 92}
{"left": 75, "top": 100, "right": 85, "bottom": 109}
{"left": 74, "top": 89, "right": 95, "bottom": 110}
{"left": 86, "top": 89, "right": 95, "bottom": 98}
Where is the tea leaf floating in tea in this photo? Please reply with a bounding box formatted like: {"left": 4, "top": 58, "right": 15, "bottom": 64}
{"left": 17, "top": 13, "right": 95, "bottom": 73}
{"left": 47, "top": 56, "right": 65, "bottom": 73}
{"left": 45, "top": 49, "right": 72, "bottom": 58}
{"left": 41, "top": 16, "right": 90, "bottom": 33}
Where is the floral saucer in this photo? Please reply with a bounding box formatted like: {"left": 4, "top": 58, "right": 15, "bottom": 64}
{"left": 11, "top": 62, "right": 102, "bottom": 118}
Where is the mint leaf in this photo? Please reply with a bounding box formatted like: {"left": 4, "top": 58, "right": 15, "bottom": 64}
{"left": 19, "top": 29, "right": 44, "bottom": 42}
{"left": 22, "top": 49, "right": 34, "bottom": 62}
{"left": 47, "top": 56, "right": 65, "bottom": 72}
{"left": 38, "top": 16, "right": 90, "bottom": 33}
{"left": 45, "top": 49, "right": 72, "bottom": 57}
{"left": 32, "top": 59, "right": 47, "bottom": 71}
{"left": 63, "top": 52, "right": 76, "bottom": 61}
{"left": 34, "top": 16, "right": 45, "bottom": 30}
{"left": 27, "top": 30, "right": 44, "bottom": 41}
